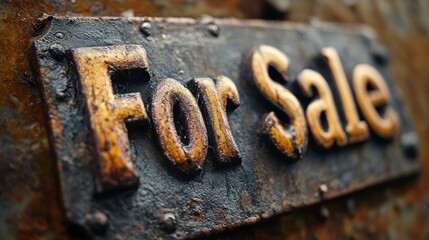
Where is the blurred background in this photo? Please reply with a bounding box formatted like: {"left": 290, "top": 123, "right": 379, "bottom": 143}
{"left": 0, "top": 0, "right": 428, "bottom": 239}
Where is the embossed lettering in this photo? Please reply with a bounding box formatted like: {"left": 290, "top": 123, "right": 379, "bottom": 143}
{"left": 298, "top": 69, "right": 347, "bottom": 148}
{"left": 189, "top": 76, "right": 242, "bottom": 167}
{"left": 151, "top": 78, "right": 208, "bottom": 175}
{"left": 249, "top": 45, "right": 307, "bottom": 160}
{"left": 321, "top": 47, "right": 369, "bottom": 143}
{"left": 353, "top": 64, "right": 400, "bottom": 138}
{"left": 72, "top": 45, "right": 149, "bottom": 194}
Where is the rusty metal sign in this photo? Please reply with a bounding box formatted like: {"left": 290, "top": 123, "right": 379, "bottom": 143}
{"left": 31, "top": 16, "right": 419, "bottom": 239}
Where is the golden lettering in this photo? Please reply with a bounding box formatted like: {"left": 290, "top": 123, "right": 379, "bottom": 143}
{"left": 151, "top": 78, "right": 208, "bottom": 175}
{"left": 298, "top": 69, "right": 347, "bottom": 148}
{"left": 72, "top": 45, "right": 149, "bottom": 194}
{"left": 189, "top": 76, "right": 242, "bottom": 167}
{"left": 353, "top": 64, "right": 400, "bottom": 138}
{"left": 249, "top": 45, "right": 307, "bottom": 160}
{"left": 321, "top": 47, "right": 369, "bottom": 143}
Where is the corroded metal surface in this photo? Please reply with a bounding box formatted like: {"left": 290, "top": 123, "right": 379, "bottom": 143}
{"left": 1, "top": 1, "right": 429, "bottom": 240}
{"left": 31, "top": 16, "right": 418, "bottom": 239}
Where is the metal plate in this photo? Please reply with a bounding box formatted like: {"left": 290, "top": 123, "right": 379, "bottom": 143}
{"left": 31, "top": 16, "right": 419, "bottom": 239}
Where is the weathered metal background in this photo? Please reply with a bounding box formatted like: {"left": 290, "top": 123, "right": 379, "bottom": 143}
{"left": 32, "top": 16, "right": 418, "bottom": 239}
{"left": 1, "top": 1, "right": 429, "bottom": 240}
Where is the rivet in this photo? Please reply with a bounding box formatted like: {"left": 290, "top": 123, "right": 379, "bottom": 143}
{"left": 55, "top": 32, "right": 65, "bottom": 39}
{"left": 401, "top": 132, "right": 419, "bottom": 158}
{"left": 207, "top": 23, "right": 220, "bottom": 37}
{"left": 346, "top": 198, "right": 356, "bottom": 216}
{"left": 319, "top": 205, "right": 330, "bottom": 219}
{"left": 87, "top": 210, "right": 109, "bottom": 234}
{"left": 160, "top": 213, "right": 177, "bottom": 233}
{"left": 140, "top": 21, "right": 152, "bottom": 37}
{"left": 343, "top": 0, "right": 357, "bottom": 8}
{"left": 56, "top": 89, "right": 67, "bottom": 101}
{"left": 318, "top": 184, "right": 328, "bottom": 197}
{"left": 370, "top": 42, "right": 388, "bottom": 64}
{"left": 49, "top": 43, "right": 65, "bottom": 60}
